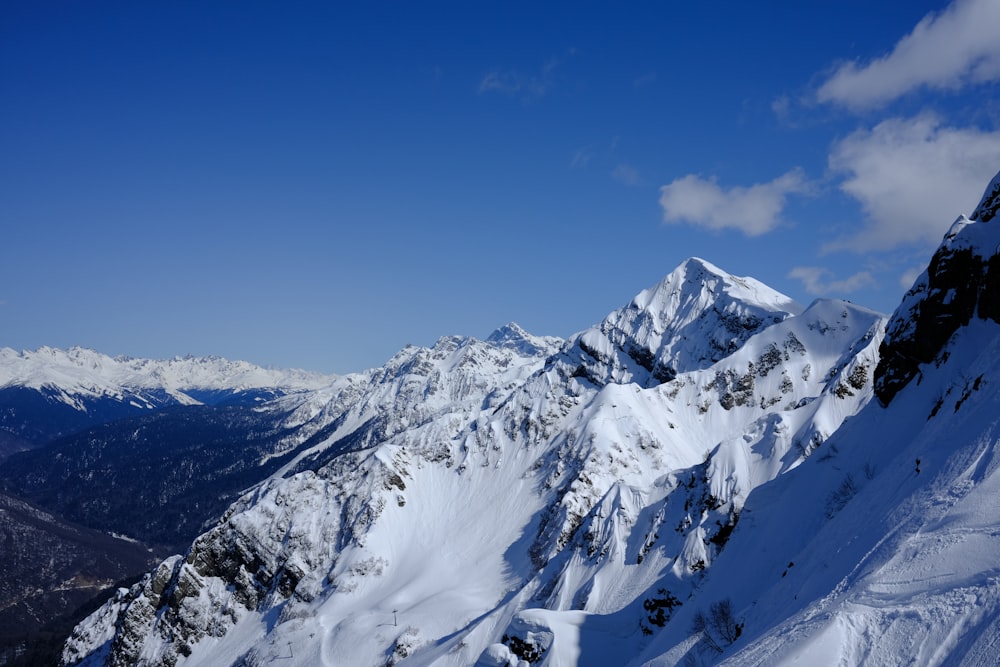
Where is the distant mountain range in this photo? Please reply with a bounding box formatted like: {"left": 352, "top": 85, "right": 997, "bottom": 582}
{"left": 0, "top": 348, "right": 333, "bottom": 456}
{"left": 4, "top": 170, "right": 999, "bottom": 666}
{"left": 0, "top": 353, "right": 333, "bottom": 665}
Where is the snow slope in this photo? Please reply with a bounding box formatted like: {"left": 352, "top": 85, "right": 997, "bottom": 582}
{"left": 633, "top": 191, "right": 1000, "bottom": 664}
{"left": 649, "top": 168, "right": 1000, "bottom": 667}
{"left": 60, "top": 258, "right": 887, "bottom": 667}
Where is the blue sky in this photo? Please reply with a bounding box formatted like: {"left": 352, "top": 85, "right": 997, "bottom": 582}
{"left": 3, "top": 1, "right": 1000, "bottom": 373}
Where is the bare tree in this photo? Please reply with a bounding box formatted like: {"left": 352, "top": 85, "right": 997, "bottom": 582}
{"left": 708, "top": 598, "right": 742, "bottom": 644}
{"left": 691, "top": 598, "right": 743, "bottom": 654}
{"left": 690, "top": 610, "right": 722, "bottom": 653}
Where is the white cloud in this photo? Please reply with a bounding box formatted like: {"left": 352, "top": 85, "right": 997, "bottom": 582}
{"left": 771, "top": 95, "right": 791, "bottom": 120}
{"left": 826, "top": 115, "right": 1000, "bottom": 252}
{"left": 899, "top": 264, "right": 927, "bottom": 290}
{"left": 788, "top": 266, "right": 875, "bottom": 296}
{"left": 658, "top": 169, "right": 809, "bottom": 236}
{"left": 633, "top": 71, "right": 657, "bottom": 88}
{"left": 479, "top": 49, "right": 576, "bottom": 100}
{"left": 570, "top": 147, "right": 593, "bottom": 169}
{"left": 611, "top": 163, "right": 641, "bottom": 186}
{"left": 817, "top": 0, "right": 1000, "bottom": 110}
{"left": 478, "top": 70, "right": 548, "bottom": 98}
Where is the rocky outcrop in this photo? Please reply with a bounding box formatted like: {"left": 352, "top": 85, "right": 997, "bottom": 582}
{"left": 552, "top": 258, "right": 801, "bottom": 388}
{"left": 874, "top": 170, "right": 1000, "bottom": 406}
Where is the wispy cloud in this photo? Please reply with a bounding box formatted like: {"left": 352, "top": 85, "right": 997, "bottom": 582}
{"left": 816, "top": 0, "right": 1000, "bottom": 111}
{"left": 478, "top": 70, "right": 547, "bottom": 98}
{"left": 570, "top": 146, "right": 594, "bottom": 168}
{"left": 825, "top": 114, "right": 1000, "bottom": 252}
{"left": 611, "top": 163, "right": 641, "bottom": 186}
{"left": 479, "top": 49, "right": 576, "bottom": 101}
{"left": 898, "top": 264, "right": 927, "bottom": 290}
{"left": 633, "top": 71, "right": 657, "bottom": 88}
{"left": 658, "top": 169, "right": 809, "bottom": 236}
{"left": 788, "top": 266, "right": 875, "bottom": 295}
{"left": 771, "top": 95, "right": 792, "bottom": 120}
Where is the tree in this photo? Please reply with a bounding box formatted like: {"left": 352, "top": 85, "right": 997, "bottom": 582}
{"left": 691, "top": 598, "right": 743, "bottom": 654}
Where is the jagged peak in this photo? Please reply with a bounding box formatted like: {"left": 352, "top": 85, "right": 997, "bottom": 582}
{"left": 971, "top": 169, "right": 1000, "bottom": 222}
{"left": 626, "top": 258, "right": 803, "bottom": 329}
{"left": 574, "top": 259, "right": 803, "bottom": 383}
{"left": 486, "top": 322, "right": 561, "bottom": 357}
{"left": 0, "top": 345, "right": 334, "bottom": 395}
{"left": 486, "top": 322, "right": 531, "bottom": 344}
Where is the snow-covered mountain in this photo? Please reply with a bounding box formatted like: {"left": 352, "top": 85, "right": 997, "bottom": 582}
{"left": 56, "top": 171, "right": 1000, "bottom": 667}
{"left": 58, "top": 251, "right": 888, "bottom": 666}
{"left": 0, "top": 348, "right": 334, "bottom": 453}
{"left": 630, "top": 169, "right": 1000, "bottom": 667}
{"left": 0, "top": 347, "right": 334, "bottom": 402}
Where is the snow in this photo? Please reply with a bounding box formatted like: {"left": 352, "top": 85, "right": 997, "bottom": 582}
{"left": 970, "top": 169, "right": 1000, "bottom": 222}
{"left": 60, "top": 185, "right": 1000, "bottom": 667}
{"left": 564, "top": 258, "right": 803, "bottom": 389}
{"left": 627, "top": 308, "right": 1000, "bottom": 667}
{"left": 0, "top": 345, "right": 335, "bottom": 408}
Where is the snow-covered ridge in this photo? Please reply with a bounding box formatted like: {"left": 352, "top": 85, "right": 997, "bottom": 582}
{"left": 970, "top": 168, "right": 1000, "bottom": 223}
{"left": 0, "top": 346, "right": 335, "bottom": 407}
{"left": 60, "top": 257, "right": 889, "bottom": 667}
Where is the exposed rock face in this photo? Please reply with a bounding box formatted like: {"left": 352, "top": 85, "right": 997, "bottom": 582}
{"left": 874, "top": 170, "right": 1000, "bottom": 406}
{"left": 971, "top": 170, "right": 1000, "bottom": 223}
{"left": 552, "top": 258, "right": 802, "bottom": 388}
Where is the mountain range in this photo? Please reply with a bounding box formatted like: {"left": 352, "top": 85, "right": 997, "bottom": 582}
{"left": 3, "top": 170, "right": 1000, "bottom": 666}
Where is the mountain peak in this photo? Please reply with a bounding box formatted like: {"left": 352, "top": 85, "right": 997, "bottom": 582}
{"left": 632, "top": 257, "right": 802, "bottom": 317}
{"left": 487, "top": 322, "right": 562, "bottom": 357}
{"left": 486, "top": 322, "right": 531, "bottom": 343}
{"left": 564, "top": 259, "right": 802, "bottom": 386}
{"left": 971, "top": 169, "right": 1000, "bottom": 222}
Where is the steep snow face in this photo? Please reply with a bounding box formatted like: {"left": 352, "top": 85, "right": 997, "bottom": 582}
{"left": 0, "top": 346, "right": 334, "bottom": 409}
{"left": 604, "top": 175, "right": 1000, "bottom": 667}
{"left": 252, "top": 324, "right": 565, "bottom": 475}
{"left": 563, "top": 258, "right": 802, "bottom": 387}
{"left": 632, "top": 313, "right": 1000, "bottom": 667}
{"left": 60, "top": 266, "right": 884, "bottom": 667}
